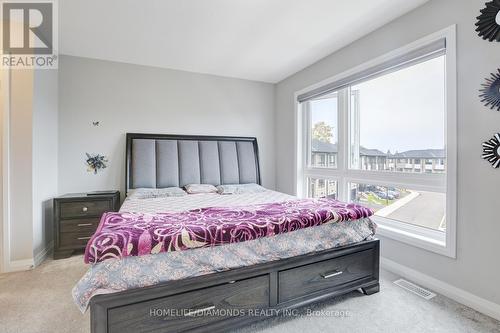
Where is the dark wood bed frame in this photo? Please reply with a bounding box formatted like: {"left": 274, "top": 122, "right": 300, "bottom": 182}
{"left": 89, "top": 133, "right": 380, "bottom": 333}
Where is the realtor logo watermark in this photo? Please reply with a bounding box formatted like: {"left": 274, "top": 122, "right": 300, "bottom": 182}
{"left": 1, "top": 0, "right": 58, "bottom": 68}
{"left": 149, "top": 307, "right": 352, "bottom": 319}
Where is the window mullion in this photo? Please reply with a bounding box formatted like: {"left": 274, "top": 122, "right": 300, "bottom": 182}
{"left": 304, "top": 101, "right": 311, "bottom": 170}
{"left": 336, "top": 87, "right": 349, "bottom": 201}
{"left": 300, "top": 102, "right": 311, "bottom": 197}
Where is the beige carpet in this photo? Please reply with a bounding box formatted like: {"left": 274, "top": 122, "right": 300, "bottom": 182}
{"left": 0, "top": 255, "right": 499, "bottom": 333}
{"left": 0, "top": 255, "right": 89, "bottom": 333}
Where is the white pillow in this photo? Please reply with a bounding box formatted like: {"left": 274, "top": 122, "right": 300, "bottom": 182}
{"left": 216, "top": 183, "right": 266, "bottom": 195}
{"left": 184, "top": 184, "right": 218, "bottom": 194}
{"left": 127, "top": 187, "right": 187, "bottom": 199}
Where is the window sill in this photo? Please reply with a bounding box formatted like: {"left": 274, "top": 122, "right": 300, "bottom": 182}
{"left": 372, "top": 216, "right": 456, "bottom": 258}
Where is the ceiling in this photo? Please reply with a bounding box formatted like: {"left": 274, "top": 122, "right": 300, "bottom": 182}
{"left": 60, "top": 0, "right": 429, "bottom": 83}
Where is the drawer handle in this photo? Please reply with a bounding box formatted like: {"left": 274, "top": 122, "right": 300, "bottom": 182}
{"left": 321, "top": 270, "right": 343, "bottom": 279}
{"left": 77, "top": 236, "right": 91, "bottom": 240}
{"left": 77, "top": 223, "right": 92, "bottom": 227}
{"left": 82, "top": 207, "right": 88, "bottom": 212}
{"left": 184, "top": 305, "right": 215, "bottom": 317}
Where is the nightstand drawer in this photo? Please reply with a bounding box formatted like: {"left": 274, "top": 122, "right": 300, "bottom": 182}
{"left": 59, "top": 231, "right": 94, "bottom": 249}
{"left": 60, "top": 218, "right": 100, "bottom": 233}
{"left": 60, "top": 200, "right": 111, "bottom": 218}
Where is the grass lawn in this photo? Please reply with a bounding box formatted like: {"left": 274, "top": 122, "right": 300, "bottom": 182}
{"left": 365, "top": 193, "right": 393, "bottom": 207}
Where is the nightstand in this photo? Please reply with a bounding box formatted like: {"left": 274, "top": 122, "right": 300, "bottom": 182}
{"left": 53, "top": 191, "right": 120, "bottom": 259}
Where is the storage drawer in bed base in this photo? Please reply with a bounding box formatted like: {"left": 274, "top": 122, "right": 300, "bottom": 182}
{"left": 90, "top": 239, "right": 380, "bottom": 333}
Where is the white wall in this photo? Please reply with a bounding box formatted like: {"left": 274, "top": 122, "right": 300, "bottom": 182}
{"left": 2, "top": 67, "right": 59, "bottom": 268}
{"left": 32, "top": 69, "right": 58, "bottom": 260}
{"left": 275, "top": 0, "right": 500, "bottom": 306}
{"left": 58, "top": 56, "right": 276, "bottom": 195}
{"left": 9, "top": 69, "right": 34, "bottom": 262}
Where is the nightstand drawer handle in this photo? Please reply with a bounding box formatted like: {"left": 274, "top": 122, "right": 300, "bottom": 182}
{"left": 82, "top": 207, "right": 88, "bottom": 212}
{"left": 77, "top": 223, "right": 92, "bottom": 227}
{"left": 77, "top": 236, "right": 91, "bottom": 240}
{"left": 321, "top": 270, "right": 343, "bottom": 279}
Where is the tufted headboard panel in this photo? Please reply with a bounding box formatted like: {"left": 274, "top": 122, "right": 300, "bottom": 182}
{"left": 126, "top": 133, "right": 261, "bottom": 191}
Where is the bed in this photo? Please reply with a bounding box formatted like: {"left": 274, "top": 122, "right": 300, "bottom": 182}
{"left": 76, "top": 133, "right": 380, "bottom": 333}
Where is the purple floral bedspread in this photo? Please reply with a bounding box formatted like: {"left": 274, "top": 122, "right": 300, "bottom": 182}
{"left": 84, "top": 198, "right": 373, "bottom": 264}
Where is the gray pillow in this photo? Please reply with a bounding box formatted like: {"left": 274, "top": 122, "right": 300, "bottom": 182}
{"left": 127, "top": 187, "right": 187, "bottom": 199}
{"left": 184, "top": 184, "right": 218, "bottom": 194}
{"left": 217, "top": 183, "right": 266, "bottom": 195}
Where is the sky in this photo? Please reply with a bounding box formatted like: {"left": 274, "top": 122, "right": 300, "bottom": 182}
{"left": 310, "top": 55, "right": 445, "bottom": 153}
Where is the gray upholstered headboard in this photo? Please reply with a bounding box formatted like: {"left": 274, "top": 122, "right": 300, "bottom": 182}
{"left": 126, "top": 133, "right": 261, "bottom": 191}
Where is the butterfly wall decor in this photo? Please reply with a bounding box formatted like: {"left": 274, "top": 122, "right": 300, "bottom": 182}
{"left": 85, "top": 153, "right": 108, "bottom": 174}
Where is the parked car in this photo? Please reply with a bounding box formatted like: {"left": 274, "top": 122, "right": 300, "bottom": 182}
{"left": 387, "top": 190, "right": 400, "bottom": 199}
{"left": 375, "top": 191, "right": 395, "bottom": 200}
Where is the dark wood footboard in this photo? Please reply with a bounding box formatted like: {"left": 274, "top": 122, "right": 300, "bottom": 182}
{"left": 90, "top": 239, "right": 380, "bottom": 333}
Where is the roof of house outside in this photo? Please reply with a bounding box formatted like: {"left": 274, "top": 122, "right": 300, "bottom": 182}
{"left": 392, "top": 149, "right": 445, "bottom": 158}
{"left": 311, "top": 139, "right": 445, "bottom": 159}
{"left": 311, "top": 139, "right": 338, "bottom": 153}
{"left": 360, "top": 148, "right": 387, "bottom": 157}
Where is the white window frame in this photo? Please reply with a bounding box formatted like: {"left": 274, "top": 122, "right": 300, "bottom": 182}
{"left": 294, "top": 26, "right": 457, "bottom": 258}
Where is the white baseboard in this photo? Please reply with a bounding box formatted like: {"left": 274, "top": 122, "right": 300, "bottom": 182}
{"left": 1, "top": 241, "right": 53, "bottom": 273}
{"left": 6, "top": 258, "right": 34, "bottom": 272}
{"left": 34, "top": 240, "right": 53, "bottom": 267}
{"left": 381, "top": 257, "right": 500, "bottom": 322}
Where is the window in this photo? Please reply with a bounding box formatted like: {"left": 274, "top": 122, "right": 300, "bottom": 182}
{"left": 349, "top": 55, "right": 445, "bottom": 175}
{"left": 308, "top": 178, "right": 337, "bottom": 199}
{"left": 308, "top": 93, "right": 338, "bottom": 168}
{"left": 296, "top": 27, "right": 456, "bottom": 257}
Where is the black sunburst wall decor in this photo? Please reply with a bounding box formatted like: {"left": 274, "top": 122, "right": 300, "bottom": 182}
{"left": 479, "top": 69, "right": 500, "bottom": 111}
{"left": 482, "top": 133, "right": 500, "bottom": 168}
{"left": 476, "top": 0, "right": 500, "bottom": 42}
